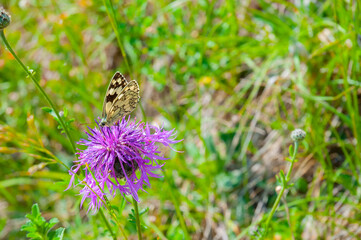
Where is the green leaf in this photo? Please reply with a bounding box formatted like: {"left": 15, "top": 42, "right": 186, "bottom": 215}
{"left": 279, "top": 170, "right": 285, "bottom": 179}
{"left": 0, "top": 218, "right": 6, "bottom": 233}
{"left": 20, "top": 203, "right": 65, "bottom": 240}
{"left": 26, "top": 232, "right": 42, "bottom": 239}
{"left": 139, "top": 207, "right": 149, "bottom": 216}
{"left": 42, "top": 107, "right": 59, "bottom": 121}
{"left": 48, "top": 218, "right": 59, "bottom": 229}
{"left": 275, "top": 174, "right": 280, "bottom": 182}
{"left": 278, "top": 170, "right": 286, "bottom": 184}
{"left": 48, "top": 227, "right": 65, "bottom": 240}
{"left": 294, "top": 177, "right": 308, "bottom": 193}
{"left": 288, "top": 145, "right": 294, "bottom": 157}
{"left": 32, "top": 203, "right": 40, "bottom": 217}
{"left": 63, "top": 107, "right": 68, "bottom": 117}
{"left": 128, "top": 209, "right": 136, "bottom": 224}
{"left": 41, "top": 107, "right": 53, "bottom": 113}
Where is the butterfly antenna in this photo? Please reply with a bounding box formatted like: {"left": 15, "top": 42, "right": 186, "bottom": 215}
{"left": 77, "top": 121, "right": 96, "bottom": 127}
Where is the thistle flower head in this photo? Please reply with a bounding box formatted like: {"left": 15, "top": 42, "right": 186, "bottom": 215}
{"left": 0, "top": 7, "right": 10, "bottom": 30}
{"left": 291, "top": 129, "right": 306, "bottom": 142}
{"left": 67, "top": 117, "right": 181, "bottom": 213}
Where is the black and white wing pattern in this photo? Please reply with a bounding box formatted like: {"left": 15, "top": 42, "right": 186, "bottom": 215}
{"left": 100, "top": 72, "right": 140, "bottom": 126}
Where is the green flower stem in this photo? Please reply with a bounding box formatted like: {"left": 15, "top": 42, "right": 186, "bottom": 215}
{"left": 132, "top": 198, "right": 142, "bottom": 240}
{"left": 98, "top": 3, "right": 147, "bottom": 237}
{"left": 264, "top": 141, "right": 299, "bottom": 234}
{"left": 85, "top": 164, "right": 128, "bottom": 240}
{"left": 286, "top": 142, "right": 299, "bottom": 181}
{"left": 103, "top": 195, "right": 128, "bottom": 240}
{"left": 0, "top": 30, "right": 76, "bottom": 153}
{"left": 99, "top": 208, "right": 116, "bottom": 240}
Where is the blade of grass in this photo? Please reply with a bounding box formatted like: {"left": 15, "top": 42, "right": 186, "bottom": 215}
{"left": 163, "top": 169, "right": 191, "bottom": 240}
{"left": 102, "top": 0, "right": 132, "bottom": 77}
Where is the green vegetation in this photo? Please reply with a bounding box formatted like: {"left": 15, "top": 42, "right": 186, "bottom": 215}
{"left": 21, "top": 203, "right": 65, "bottom": 240}
{"left": 1, "top": 0, "right": 361, "bottom": 239}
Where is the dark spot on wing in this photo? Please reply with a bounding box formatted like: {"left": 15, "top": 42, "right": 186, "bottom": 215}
{"left": 105, "top": 73, "right": 129, "bottom": 104}
{"left": 107, "top": 73, "right": 128, "bottom": 93}
{"left": 106, "top": 92, "right": 118, "bottom": 103}
{"left": 111, "top": 73, "right": 128, "bottom": 90}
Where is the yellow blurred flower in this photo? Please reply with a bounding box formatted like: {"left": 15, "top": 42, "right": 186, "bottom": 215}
{"left": 77, "top": 0, "right": 92, "bottom": 7}
{"left": 199, "top": 76, "right": 212, "bottom": 86}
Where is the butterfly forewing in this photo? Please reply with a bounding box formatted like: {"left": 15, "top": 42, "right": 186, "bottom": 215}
{"left": 102, "top": 72, "right": 128, "bottom": 119}
{"left": 106, "top": 80, "right": 140, "bottom": 125}
{"left": 101, "top": 72, "right": 140, "bottom": 126}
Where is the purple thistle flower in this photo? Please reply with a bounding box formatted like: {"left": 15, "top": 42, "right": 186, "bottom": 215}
{"left": 67, "top": 117, "right": 181, "bottom": 213}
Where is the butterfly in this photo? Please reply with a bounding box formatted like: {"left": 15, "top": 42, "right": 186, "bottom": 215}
{"left": 100, "top": 72, "right": 140, "bottom": 127}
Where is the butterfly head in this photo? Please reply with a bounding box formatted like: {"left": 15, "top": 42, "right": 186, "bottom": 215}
{"left": 100, "top": 118, "right": 108, "bottom": 127}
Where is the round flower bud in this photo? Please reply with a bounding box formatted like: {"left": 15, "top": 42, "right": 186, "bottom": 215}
{"left": 291, "top": 129, "right": 306, "bottom": 142}
{"left": 0, "top": 7, "right": 11, "bottom": 29}
{"left": 275, "top": 185, "right": 282, "bottom": 194}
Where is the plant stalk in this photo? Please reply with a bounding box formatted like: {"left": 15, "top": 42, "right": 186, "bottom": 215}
{"left": 85, "top": 163, "right": 128, "bottom": 239}
{"left": 99, "top": 208, "right": 116, "bottom": 240}
{"left": 132, "top": 198, "right": 142, "bottom": 240}
{"left": 0, "top": 30, "right": 76, "bottom": 153}
{"left": 264, "top": 141, "right": 299, "bottom": 234}
{"left": 102, "top": 0, "right": 132, "bottom": 76}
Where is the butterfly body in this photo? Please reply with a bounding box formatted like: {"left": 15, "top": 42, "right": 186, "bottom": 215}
{"left": 100, "top": 72, "right": 140, "bottom": 127}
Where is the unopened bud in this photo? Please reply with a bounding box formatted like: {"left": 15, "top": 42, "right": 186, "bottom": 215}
{"left": 291, "top": 129, "right": 306, "bottom": 142}
{"left": 0, "top": 7, "right": 11, "bottom": 30}
{"left": 275, "top": 185, "right": 282, "bottom": 194}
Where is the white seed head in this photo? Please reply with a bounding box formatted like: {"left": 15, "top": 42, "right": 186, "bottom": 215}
{"left": 291, "top": 129, "right": 306, "bottom": 142}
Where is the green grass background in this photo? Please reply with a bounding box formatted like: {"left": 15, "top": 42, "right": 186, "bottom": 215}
{"left": 1, "top": 0, "right": 361, "bottom": 239}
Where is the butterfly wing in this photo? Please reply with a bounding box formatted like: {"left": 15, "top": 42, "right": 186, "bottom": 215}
{"left": 106, "top": 80, "right": 140, "bottom": 125}
{"left": 102, "top": 72, "right": 128, "bottom": 119}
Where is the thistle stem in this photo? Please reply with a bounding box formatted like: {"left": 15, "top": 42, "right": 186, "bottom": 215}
{"left": 104, "top": 195, "right": 128, "bottom": 240}
{"left": 85, "top": 164, "right": 128, "bottom": 239}
{"left": 0, "top": 30, "right": 76, "bottom": 153}
{"left": 132, "top": 198, "right": 142, "bottom": 240}
{"left": 264, "top": 142, "right": 299, "bottom": 234}
{"left": 98, "top": 3, "right": 146, "bottom": 236}
{"left": 99, "top": 208, "right": 116, "bottom": 240}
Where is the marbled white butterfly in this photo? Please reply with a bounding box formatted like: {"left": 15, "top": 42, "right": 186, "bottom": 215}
{"left": 100, "top": 72, "right": 140, "bottom": 127}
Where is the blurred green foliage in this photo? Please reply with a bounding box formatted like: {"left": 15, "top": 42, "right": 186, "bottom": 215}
{"left": 21, "top": 203, "right": 65, "bottom": 240}
{"left": 1, "top": 0, "right": 361, "bottom": 239}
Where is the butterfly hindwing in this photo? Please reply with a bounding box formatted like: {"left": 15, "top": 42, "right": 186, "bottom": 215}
{"left": 106, "top": 80, "right": 140, "bottom": 125}
{"left": 102, "top": 72, "right": 128, "bottom": 119}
